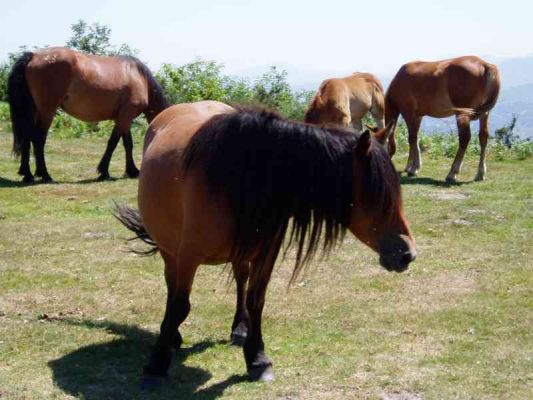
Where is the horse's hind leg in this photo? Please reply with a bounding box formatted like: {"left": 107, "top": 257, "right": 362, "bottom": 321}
{"left": 33, "top": 113, "right": 54, "bottom": 182}
{"left": 142, "top": 249, "right": 199, "bottom": 387}
{"left": 446, "top": 114, "right": 471, "bottom": 182}
{"left": 122, "top": 130, "right": 139, "bottom": 178}
{"left": 404, "top": 115, "right": 422, "bottom": 176}
{"left": 244, "top": 256, "right": 276, "bottom": 382}
{"left": 97, "top": 126, "right": 121, "bottom": 180}
{"left": 230, "top": 262, "right": 250, "bottom": 346}
{"left": 475, "top": 113, "right": 489, "bottom": 181}
{"left": 18, "top": 136, "right": 33, "bottom": 183}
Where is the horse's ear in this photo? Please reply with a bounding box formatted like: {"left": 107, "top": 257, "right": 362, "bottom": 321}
{"left": 354, "top": 130, "right": 372, "bottom": 158}
{"left": 372, "top": 121, "right": 395, "bottom": 145}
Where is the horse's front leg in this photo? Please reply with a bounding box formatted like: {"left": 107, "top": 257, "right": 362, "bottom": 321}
{"left": 243, "top": 258, "right": 275, "bottom": 381}
{"left": 142, "top": 250, "right": 199, "bottom": 388}
{"left": 230, "top": 262, "right": 250, "bottom": 346}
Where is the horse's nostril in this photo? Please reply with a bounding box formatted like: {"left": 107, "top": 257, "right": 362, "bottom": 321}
{"left": 401, "top": 251, "right": 416, "bottom": 265}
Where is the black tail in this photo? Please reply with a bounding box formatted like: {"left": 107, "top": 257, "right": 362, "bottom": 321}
{"left": 7, "top": 52, "right": 35, "bottom": 157}
{"left": 113, "top": 203, "right": 159, "bottom": 255}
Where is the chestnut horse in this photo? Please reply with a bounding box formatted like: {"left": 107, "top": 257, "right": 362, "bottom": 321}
{"left": 115, "top": 100, "right": 416, "bottom": 385}
{"left": 7, "top": 47, "right": 170, "bottom": 183}
{"left": 385, "top": 56, "right": 500, "bottom": 182}
{"left": 304, "top": 72, "right": 385, "bottom": 132}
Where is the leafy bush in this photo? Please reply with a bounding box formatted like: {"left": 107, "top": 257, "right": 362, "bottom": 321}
{"left": 156, "top": 61, "right": 313, "bottom": 120}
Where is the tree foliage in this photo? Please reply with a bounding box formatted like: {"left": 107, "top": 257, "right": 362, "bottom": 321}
{"left": 66, "top": 20, "right": 138, "bottom": 56}
{"left": 494, "top": 115, "right": 519, "bottom": 148}
{"left": 156, "top": 61, "right": 313, "bottom": 120}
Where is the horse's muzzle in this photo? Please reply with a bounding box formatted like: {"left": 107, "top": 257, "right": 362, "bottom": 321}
{"left": 378, "top": 234, "right": 417, "bottom": 272}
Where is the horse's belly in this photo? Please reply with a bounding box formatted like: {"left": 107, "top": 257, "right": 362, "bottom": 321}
{"left": 61, "top": 98, "right": 116, "bottom": 122}
{"left": 417, "top": 94, "right": 455, "bottom": 119}
{"left": 61, "top": 73, "right": 130, "bottom": 122}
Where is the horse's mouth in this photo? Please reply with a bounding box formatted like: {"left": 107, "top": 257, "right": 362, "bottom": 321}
{"left": 379, "top": 252, "right": 415, "bottom": 273}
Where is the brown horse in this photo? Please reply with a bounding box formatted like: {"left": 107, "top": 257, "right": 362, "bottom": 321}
{"left": 7, "top": 47, "right": 170, "bottom": 183}
{"left": 385, "top": 56, "right": 501, "bottom": 182}
{"left": 304, "top": 72, "right": 385, "bottom": 132}
{"left": 116, "top": 100, "right": 416, "bottom": 386}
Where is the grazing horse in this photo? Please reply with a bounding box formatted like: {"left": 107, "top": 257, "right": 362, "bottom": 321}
{"left": 115, "top": 100, "right": 416, "bottom": 385}
{"left": 7, "top": 47, "right": 170, "bottom": 183}
{"left": 304, "top": 72, "right": 385, "bottom": 132}
{"left": 385, "top": 56, "right": 500, "bottom": 182}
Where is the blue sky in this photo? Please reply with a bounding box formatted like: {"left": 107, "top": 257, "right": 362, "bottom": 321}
{"left": 1, "top": 0, "right": 531, "bottom": 83}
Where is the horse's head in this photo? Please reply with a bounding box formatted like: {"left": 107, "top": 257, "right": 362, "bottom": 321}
{"left": 348, "top": 125, "right": 416, "bottom": 272}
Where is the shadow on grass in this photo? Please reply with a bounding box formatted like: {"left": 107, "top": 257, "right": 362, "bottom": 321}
{"left": 399, "top": 174, "right": 472, "bottom": 187}
{"left": 48, "top": 319, "right": 247, "bottom": 400}
{"left": 0, "top": 176, "right": 30, "bottom": 188}
{"left": 0, "top": 175, "right": 132, "bottom": 188}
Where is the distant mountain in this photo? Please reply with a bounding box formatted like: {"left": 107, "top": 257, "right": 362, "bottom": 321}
{"left": 232, "top": 56, "right": 532, "bottom": 137}
{"left": 420, "top": 84, "right": 533, "bottom": 138}
{"left": 498, "top": 56, "right": 533, "bottom": 88}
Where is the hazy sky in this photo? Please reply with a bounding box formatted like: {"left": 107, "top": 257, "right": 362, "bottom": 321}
{"left": 1, "top": 0, "right": 531, "bottom": 82}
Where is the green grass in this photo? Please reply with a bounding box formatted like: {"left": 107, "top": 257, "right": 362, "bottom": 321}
{"left": 0, "top": 127, "right": 532, "bottom": 399}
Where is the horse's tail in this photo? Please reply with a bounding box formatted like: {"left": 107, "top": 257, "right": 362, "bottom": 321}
{"left": 113, "top": 203, "right": 159, "bottom": 255}
{"left": 453, "top": 64, "right": 501, "bottom": 120}
{"left": 7, "top": 52, "right": 35, "bottom": 157}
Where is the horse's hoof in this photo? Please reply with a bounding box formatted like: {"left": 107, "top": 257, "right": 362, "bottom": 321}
{"left": 126, "top": 168, "right": 140, "bottom": 178}
{"left": 97, "top": 173, "right": 111, "bottom": 181}
{"left": 230, "top": 331, "right": 247, "bottom": 347}
{"left": 474, "top": 174, "right": 484, "bottom": 182}
{"left": 140, "top": 374, "right": 168, "bottom": 391}
{"left": 248, "top": 364, "right": 274, "bottom": 382}
{"left": 41, "top": 175, "right": 53, "bottom": 183}
{"left": 22, "top": 175, "right": 34, "bottom": 184}
{"left": 405, "top": 170, "right": 416, "bottom": 177}
{"left": 445, "top": 176, "right": 457, "bottom": 184}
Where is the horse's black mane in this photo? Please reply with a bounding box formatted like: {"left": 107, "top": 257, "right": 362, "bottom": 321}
{"left": 122, "top": 56, "right": 171, "bottom": 120}
{"left": 182, "top": 109, "right": 400, "bottom": 281}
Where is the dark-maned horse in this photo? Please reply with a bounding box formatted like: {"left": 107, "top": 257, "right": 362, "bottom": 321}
{"left": 115, "top": 100, "right": 416, "bottom": 385}
{"left": 304, "top": 72, "right": 385, "bottom": 132}
{"left": 7, "top": 47, "right": 170, "bottom": 183}
{"left": 385, "top": 56, "right": 500, "bottom": 182}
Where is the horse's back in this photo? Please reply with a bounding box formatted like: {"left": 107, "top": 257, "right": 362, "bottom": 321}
{"left": 343, "top": 73, "right": 384, "bottom": 112}
{"left": 388, "top": 56, "right": 498, "bottom": 117}
{"left": 138, "top": 101, "right": 235, "bottom": 258}
{"left": 25, "top": 47, "right": 149, "bottom": 122}
{"left": 65, "top": 52, "right": 148, "bottom": 122}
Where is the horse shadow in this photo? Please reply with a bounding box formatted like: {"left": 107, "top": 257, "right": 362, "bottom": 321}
{"left": 48, "top": 319, "right": 247, "bottom": 400}
{"left": 0, "top": 175, "right": 132, "bottom": 188}
{"left": 399, "top": 174, "right": 472, "bottom": 187}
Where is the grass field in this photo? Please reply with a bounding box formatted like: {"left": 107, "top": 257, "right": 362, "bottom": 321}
{"left": 0, "top": 128, "right": 532, "bottom": 399}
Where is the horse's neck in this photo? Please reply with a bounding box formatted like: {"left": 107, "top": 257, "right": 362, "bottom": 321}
{"left": 144, "top": 82, "right": 171, "bottom": 123}
{"left": 144, "top": 98, "right": 168, "bottom": 123}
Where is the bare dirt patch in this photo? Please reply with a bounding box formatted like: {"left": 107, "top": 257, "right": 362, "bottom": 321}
{"left": 381, "top": 391, "right": 423, "bottom": 400}
{"left": 428, "top": 191, "right": 468, "bottom": 201}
